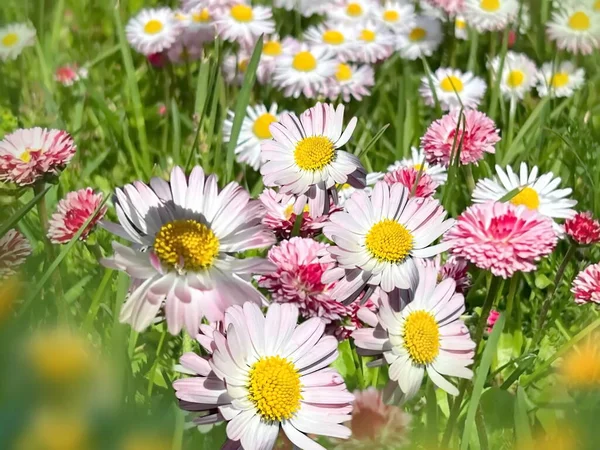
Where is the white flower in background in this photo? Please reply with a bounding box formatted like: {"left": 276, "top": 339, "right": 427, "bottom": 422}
{"left": 419, "top": 67, "right": 487, "bottom": 111}
{"left": 222, "top": 50, "right": 252, "bottom": 85}
{"left": 213, "top": 3, "right": 275, "bottom": 46}
{"left": 547, "top": 5, "right": 600, "bottom": 55}
{"left": 376, "top": 1, "right": 416, "bottom": 31}
{"left": 178, "top": 5, "right": 216, "bottom": 43}
{"left": 489, "top": 51, "right": 538, "bottom": 101}
{"left": 454, "top": 15, "right": 468, "bottom": 39}
{"left": 464, "top": 0, "right": 519, "bottom": 32}
{"left": 256, "top": 34, "right": 285, "bottom": 84}
{"left": 388, "top": 147, "right": 448, "bottom": 185}
{"left": 396, "top": 16, "right": 443, "bottom": 60}
{"left": 351, "top": 21, "right": 394, "bottom": 63}
{"left": 126, "top": 8, "right": 181, "bottom": 56}
{"left": 274, "top": 0, "right": 337, "bottom": 17}
{"left": 328, "top": 0, "right": 377, "bottom": 24}
{"left": 323, "top": 62, "right": 375, "bottom": 102}
{"left": 304, "top": 23, "right": 357, "bottom": 61}
{"left": 0, "top": 23, "right": 36, "bottom": 61}
{"left": 536, "top": 61, "right": 585, "bottom": 98}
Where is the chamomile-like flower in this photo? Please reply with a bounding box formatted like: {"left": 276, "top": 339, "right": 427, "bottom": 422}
{"left": 387, "top": 147, "right": 448, "bottom": 185}
{"left": 213, "top": 3, "right": 275, "bottom": 46}
{"left": 376, "top": 1, "right": 416, "bottom": 31}
{"left": 396, "top": 16, "right": 443, "bottom": 60}
{"left": 323, "top": 62, "right": 375, "bottom": 102}
{"left": 351, "top": 21, "right": 394, "bottom": 63}
{"left": 256, "top": 34, "right": 285, "bottom": 84}
{"left": 489, "top": 51, "right": 538, "bottom": 101}
{"left": 464, "top": 0, "right": 519, "bottom": 32}
{"left": 454, "top": 15, "right": 469, "bottom": 39}
{"left": 0, "top": 23, "right": 36, "bottom": 61}
{"left": 536, "top": 61, "right": 585, "bottom": 98}
{"left": 222, "top": 50, "right": 251, "bottom": 85}
{"left": 329, "top": 0, "right": 376, "bottom": 24}
{"left": 547, "top": 6, "right": 600, "bottom": 55}
{"left": 125, "top": 8, "right": 181, "bottom": 56}
{"left": 274, "top": 0, "right": 336, "bottom": 17}
{"left": 419, "top": 68, "right": 487, "bottom": 111}
{"left": 304, "top": 23, "right": 356, "bottom": 61}
{"left": 0, "top": 230, "right": 31, "bottom": 279}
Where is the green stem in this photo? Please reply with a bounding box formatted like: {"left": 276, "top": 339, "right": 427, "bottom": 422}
{"left": 467, "top": 30, "right": 479, "bottom": 73}
{"left": 504, "top": 272, "right": 520, "bottom": 328}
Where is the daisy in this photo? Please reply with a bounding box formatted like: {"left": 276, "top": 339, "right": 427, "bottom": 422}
{"left": 424, "top": 0, "right": 465, "bottom": 16}
{"left": 455, "top": 15, "right": 469, "bottom": 40}
{"left": 256, "top": 34, "right": 285, "bottom": 85}
{"left": 565, "top": 212, "right": 600, "bottom": 245}
{"left": 274, "top": 0, "right": 336, "bottom": 16}
{"left": 54, "top": 64, "right": 88, "bottom": 87}
{"left": 351, "top": 21, "right": 394, "bottom": 63}
{"left": 439, "top": 256, "right": 471, "bottom": 294}
{"left": 547, "top": 6, "right": 600, "bottom": 55}
{"left": 489, "top": 51, "right": 538, "bottom": 101}
{"left": 0, "top": 127, "right": 77, "bottom": 186}
{"left": 536, "top": 61, "right": 585, "bottom": 98}
{"left": 261, "top": 102, "right": 366, "bottom": 217}
{"left": 101, "top": 166, "right": 276, "bottom": 335}
{"left": 47, "top": 188, "right": 107, "bottom": 244}
{"left": 223, "top": 104, "right": 281, "bottom": 171}
{"left": 125, "top": 8, "right": 181, "bottom": 56}
{"left": 0, "top": 229, "right": 31, "bottom": 279}
{"left": 323, "top": 181, "right": 454, "bottom": 302}
{"left": 329, "top": 0, "right": 376, "bottom": 24}
{"left": 173, "top": 302, "right": 354, "bottom": 450}
{"left": 472, "top": 162, "right": 577, "bottom": 225}
{"left": 421, "top": 109, "right": 501, "bottom": 166}
{"left": 213, "top": 4, "right": 275, "bottom": 46}
{"left": 181, "top": 5, "right": 216, "bottom": 43}
{"left": 0, "top": 23, "right": 36, "bottom": 61}
{"left": 444, "top": 202, "right": 558, "bottom": 278}
{"left": 376, "top": 1, "right": 416, "bottom": 31}
{"left": 166, "top": 37, "right": 204, "bottom": 64}
{"left": 352, "top": 260, "right": 475, "bottom": 399}
{"left": 463, "top": 0, "right": 519, "bottom": 32}
{"left": 396, "top": 16, "right": 443, "bottom": 60}
{"left": 387, "top": 147, "right": 448, "bottom": 185}
{"left": 323, "top": 62, "right": 375, "bottom": 102}
{"left": 304, "top": 23, "right": 356, "bottom": 62}
{"left": 419, "top": 68, "right": 487, "bottom": 111}
{"left": 572, "top": 264, "right": 600, "bottom": 305}
{"left": 336, "top": 174, "right": 378, "bottom": 207}
{"left": 383, "top": 167, "right": 439, "bottom": 198}
{"left": 222, "top": 50, "right": 251, "bottom": 85}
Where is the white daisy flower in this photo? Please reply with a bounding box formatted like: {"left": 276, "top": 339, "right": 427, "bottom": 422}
{"left": 419, "top": 67, "right": 487, "bottom": 111}
{"left": 323, "top": 181, "right": 454, "bottom": 302}
{"left": 489, "top": 51, "right": 538, "bottom": 101}
{"left": 213, "top": 3, "right": 275, "bottom": 46}
{"left": 179, "top": 6, "right": 216, "bottom": 42}
{"left": 376, "top": 1, "right": 417, "bottom": 31}
{"left": 261, "top": 103, "right": 366, "bottom": 217}
{"left": 223, "top": 104, "right": 281, "bottom": 171}
{"left": 0, "top": 23, "right": 36, "bottom": 61}
{"left": 547, "top": 6, "right": 600, "bottom": 55}
{"left": 304, "top": 23, "right": 356, "bottom": 61}
{"left": 454, "top": 15, "right": 469, "bottom": 40}
{"left": 323, "top": 62, "right": 375, "bottom": 102}
{"left": 536, "top": 61, "right": 585, "bottom": 98}
{"left": 274, "top": 0, "right": 336, "bottom": 17}
{"left": 464, "top": 0, "right": 519, "bottom": 32}
{"left": 351, "top": 20, "right": 394, "bottom": 63}
{"left": 328, "top": 0, "right": 377, "bottom": 24}
{"left": 396, "top": 16, "right": 443, "bottom": 60}
{"left": 125, "top": 8, "right": 181, "bottom": 56}
{"left": 222, "top": 50, "right": 252, "bottom": 85}
{"left": 353, "top": 259, "right": 475, "bottom": 399}
{"left": 472, "top": 162, "right": 578, "bottom": 226}
{"left": 337, "top": 172, "right": 381, "bottom": 206}
{"left": 255, "top": 34, "right": 285, "bottom": 84}
{"left": 388, "top": 147, "right": 448, "bottom": 185}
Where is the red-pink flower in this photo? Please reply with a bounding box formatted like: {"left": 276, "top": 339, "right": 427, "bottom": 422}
{"left": 444, "top": 202, "right": 558, "bottom": 278}
{"left": 48, "top": 188, "right": 107, "bottom": 244}
{"left": 565, "top": 212, "right": 600, "bottom": 245}
{"left": 0, "top": 229, "right": 31, "bottom": 279}
{"left": 441, "top": 256, "right": 471, "bottom": 294}
{"left": 425, "top": 0, "right": 464, "bottom": 15}
{"left": 383, "top": 166, "right": 439, "bottom": 198}
{"left": 572, "top": 264, "right": 600, "bottom": 305}
{"left": 487, "top": 309, "right": 500, "bottom": 332}
{"left": 0, "top": 128, "right": 76, "bottom": 186}
{"left": 421, "top": 110, "right": 501, "bottom": 167}
{"left": 55, "top": 64, "right": 87, "bottom": 86}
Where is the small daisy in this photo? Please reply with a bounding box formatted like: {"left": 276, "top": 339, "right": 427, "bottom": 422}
{"left": 0, "top": 229, "right": 31, "bottom": 279}
{"left": 572, "top": 264, "right": 600, "bottom": 305}
{"left": 329, "top": 0, "right": 376, "bottom": 24}
{"left": 0, "top": 23, "right": 36, "bottom": 61}
{"left": 336, "top": 173, "right": 379, "bottom": 207}
{"left": 489, "top": 51, "right": 538, "bottom": 101}
{"left": 173, "top": 302, "right": 354, "bottom": 450}
{"left": 565, "top": 212, "right": 600, "bottom": 245}
{"left": 424, "top": 0, "right": 465, "bottom": 16}
{"left": 376, "top": 1, "right": 416, "bottom": 31}
{"left": 396, "top": 16, "right": 443, "bottom": 60}
{"left": 472, "top": 162, "right": 577, "bottom": 225}
{"left": 101, "top": 166, "right": 276, "bottom": 335}
{"left": 323, "top": 181, "right": 454, "bottom": 302}
{"left": 536, "top": 61, "right": 585, "bottom": 98}
{"left": 304, "top": 23, "right": 356, "bottom": 62}
{"left": 181, "top": 5, "right": 216, "bottom": 43}
{"left": 384, "top": 167, "right": 439, "bottom": 198}
{"left": 261, "top": 103, "right": 366, "bottom": 217}
{"left": 464, "top": 0, "right": 519, "bottom": 32}
{"left": 455, "top": 15, "right": 469, "bottom": 40}
{"left": 222, "top": 50, "right": 252, "bottom": 85}
{"left": 125, "top": 8, "right": 181, "bottom": 56}
{"left": 439, "top": 256, "right": 471, "bottom": 294}
{"left": 387, "top": 147, "right": 448, "bottom": 185}
{"left": 547, "top": 6, "right": 600, "bottom": 55}
{"left": 47, "top": 188, "right": 107, "bottom": 244}
{"left": 223, "top": 103, "right": 281, "bottom": 171}
{"left": 0, "top": 127, "right": 77, "bottom": 186}
{"left": 274, "top": 0, "right": 336, "bottom": 17}
{"left": 444, "top": 202, "right": 558, "bottom": 278}
{"left": 55, "top": 64, "right": 88, "bottom": 87}
{"left": 351, "top": 21, "right": 394, "bottom": 63}
{"left": 213, "top": 3, "right": 275, "bottom": 46}
{"left": 256, "top": 34, "right": 285, "bottom": 84}
{"left": 352, "top": 260, "right": 475, "bottom": 399}
{"left": 323, "top": 62, "right": 375, "bottom": 102}
{"left": 419, "top": 68, "right": 487, "bottom": 111}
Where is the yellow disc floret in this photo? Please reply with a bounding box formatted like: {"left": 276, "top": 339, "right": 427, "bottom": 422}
{"left": 383, "top": 10, "right": 399, "bottom": 22}
{"left": 253, "top": 113, "right": 277, "bottom": 140}
{"left": 403, "top": 310, "right": 440, "bottom": 365}
{"left": 347, "top": 2, "right": 363, "bottom": 16}
{"left": 365, "top": 219, "right": 413, "bottom": 264}
{"left": 231, "top": 4, "right": 253, "bottom": 22}
{"left": 335, "top": 63, "right": 353, "bottom": 82}
{"left": 144, "top": 20, "right": 163, "bottom": 35}
{"left": 1, "top": 33, "right": 18, "bottom": 47}
{"left": 551, "top": 72, "right": 569, "bottom": 88}
{"left": 440, "top": 76, "right": 464, "bottom": 93}
{"left": 192, "top": 8, "right": 211, "bottom": 23}
{"left": 568, "top": 11, "right": 590, "bottom": 31}
{"left": 263, "top": 40, "right": 282, "bottom": 56}
{"left": 360, "top": 29, "right": 376, "bottom": 42}
{"left": 506, "top": 70, "right": 525, "bottom": 88}
{"left": 409, "top": 27, "right": 427, "bottom": 41}
{"left": 294, "top": 136, "right": 336, "bottom": 171}
{"left": 480, "top": 0, "right": 500, "bottom": 12}
{"left": 292, "top": 51, "right": 317, "bottom": 72}
{"left": 247, "top": 356, "right": 302, "bottom": 422}
{"left": 510, "top": 187, "right": 540, "bottom": 210}
{"left": 323, "top": 30, "right": 345, "bottom": 45}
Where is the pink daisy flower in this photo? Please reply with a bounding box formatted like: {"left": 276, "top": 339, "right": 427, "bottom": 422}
{"left": 565, "top": 212, "right": 600, "bottom": 245}
{"left": 444, "top": 202, "right": 558, "bottom": 279}
{"left": 258, "top": 237, "right": 347, "bottom": 323}
{"left": 333, "top": 293, "right": 379, "bottom": 341}
{"left": 421, "top": 110, "right": 501, "bottom": 167}
{"left": 55, "top": 64, "right": 88, "bottom": 86}
{"left": 0, "top": 229, "right": 32, "bottom": 279}
{"left": 439, "top": 256, "right": 471, "bottom": 294}
{"left": 47, "top": 188, "right": 107, "bottom": 244}
{"left": 0, "top": 128, "right": 76, "bottom": 186}
{"left": 486, "top": 309, "right": 500, "bottom": 333}
{"left": 572, "top": 264, "right": 600, "bottom": 305}
{"left": 425, "top": 0, "right": 464, "bottom": 15}
{"left": 173, "top": 302, "right": 353, "bottom": 450}
{"left": 383, "top": 166, "right": 439, "bottom": 198}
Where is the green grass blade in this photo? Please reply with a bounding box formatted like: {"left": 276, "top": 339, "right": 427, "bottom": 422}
{"left": 0, "top": 184, "right": 52, "bottom": 239}
{"left": 502, "top": 97, "right": 550, "bottom": 165}
{"left": 514, "top": 387, "right": 532, "bottom": 445}
{"left": 356, "top": 123, "right": 390, "bottom": 158}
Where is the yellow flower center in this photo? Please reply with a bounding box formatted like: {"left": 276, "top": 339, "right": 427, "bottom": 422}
{"left": 153, "top": 219, "right": 219, "bottom": 272}
{"left": 365, "top": 219, "right": 413, "bottom": 264}
{"left": 247, "top": 356, "right": 302, "bottom": 422}
{"left": 403, "top": 310, "right": 440, "bottom": 365}
{"left": 480, "top": 0, "right": 500, "bottom": 12}
{"left": 568, "top": 11, "right": 590, "bottom": 31}
{"left": 551, "top": 72, "right": 570, "bottom": 88}
{"left": 360, "top": 29, "right": 376, "bottom": 42}
{"left": 253, "top": 113, "right": 277, "bottom": 140}
{"left": 231, "top": 4, "right": 253, "bottom": 22}
{"left": 561, "top": 343, "right": 600, "bottom": 388}
{"left": 284, "top": 203, "right": 309, "bottom": 219}
{"left": 335, "top": 63, "right": 353, "bottom": 82}
{"left": 263, "top": 40, "right": 282, "bottom": 56}
{"left": 192, "top": 8, "right": 211, "bottom": 23}
{"left": 29, "top": 332, "right": 91, "bottom": 384}
{"left": 347, "top": 2, "right": 363, "bottom": 17}
{"left": 20, "top": 149, "right": 32, "bottom": 162}
{"left": 144, "top": 19, "right": 163, "bottom": 35}
{"left": 292, "top": 51, "right": 317, "bottom": 72}
{"left": 322, "top": 30, "right": 345, "bottom": 45}
{"left": 409, "top": 27, "right": 427, "bottom": 41}
{"left": 510, "top": 187, "right": 540, "bottom": 210}
{"left": 383, "top": 10, "right": 399, "bottom": 22}
{"left": 506, "top": 69, "right": 525, "bottom": 88}
{"left": 238, "top": 58, "right": 249, "bottom": 72}
{"left": 456, "top": 19, "right": 466, "bottom": 29}
{"left": 595, "top": 0, "right": 600, "bottom": 11}
{"left": 413, "top": 163, "right": 424, "bottom": 171}
{"left": 294, "top": 136, "right": 336, "bottom": 171}
{"left": 440, "top": 75, "right": 464, "bottom": 93}
{"left": 1, "top": 32, "right": 18, "bottom": 47}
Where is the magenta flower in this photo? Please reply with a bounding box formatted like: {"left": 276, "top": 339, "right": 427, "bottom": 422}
{"left": 565, "top": 212, "right": 600, "bottom": 245}
{"left": 48, "top": 188, "right": 107, "bottom": 244}
{"left": 0, "top": 229, "right": 31, "bottom": 279}
{"left": 572, "top": 263, "right": 600, "bottom": 305}
{"left": 384, "top": 166, "right": 439, "bottom": 198}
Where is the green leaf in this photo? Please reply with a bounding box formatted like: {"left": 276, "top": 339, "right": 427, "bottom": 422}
{"left": 481, "top": 387, "right": 515, "bottom": 430}
{"left": 355, "top": 123, "right": 390, "bottom": 158}
{"left": 514, "top": 387, "right": 532, "bottom": 445}
{"left": 332, "top": 340, "right": 359, "bottom": 392}
{"left": 0, "top": 184, "right": 52, "bottom": 239}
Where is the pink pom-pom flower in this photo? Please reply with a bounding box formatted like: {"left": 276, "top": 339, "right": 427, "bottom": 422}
{"left": 48, "top": 188, "right": 107, "bottom": 244}
{"left": 0, "top": 229, "right": 32, "bottom": 279}
{"left": 565, "top": 212, "right": 600, "bottom": 245}
{"left": 572, "top": 263, "right": 600, "bottom": 305}
{"left": 383, "top": 166, "right": 439, "bottom": 198}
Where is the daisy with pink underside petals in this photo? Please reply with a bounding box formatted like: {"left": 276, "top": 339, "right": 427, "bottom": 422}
{"left": 261, "top": 102, "right": 366, "bottom": 218}
{"left": 421, "top": 109, "right": 501, "bottom": 167}
{"left": 565, "top": 212, "right": 600, "bottom": 245}
{"left": 0, "top": 229, "right": 32, "bottom": 279}
{"left": 439, "top": 256, "right": 471, "bottom": 294}
{"left": 383, "top": 167, "right": 439, "bottom": 198}
{"left": 304, "top": 23, "right": 356, "bottom": 62}
{"left": 425, "top": 0, "right": 464, "bottom": 16}
{"left": 444, "top": 202, "right": 558, "bottom": 279}
{"left": 386, "top": 147, "right": 447, "bottom": 185}
{"left": 173, "top": 302, "right": 354, "bottom": 450}
{"left": 353, "top": 260, "right": 475, "bottom": 400}
{"left": 546, "top": 6, "right": 599, "bottom": 55}
{"left": 419, "top": 68, "right": 486, "bottom": 111}
{"left": 352, "top": 21, "right": 394, "bottom": 64}
{"left": 48, "top": 188, "right": 107, "bottom": 244}
{"left": 323, "top": 181, "right": 454, "bottom": 304}
{"left": 213, "top": 3, "right": 274, "bottom": 46}
{"left": 572, "top": 264, "right": 600, "bottom": 305}
{"left": 101, "top": 166, "right": 276, "bottom": 335}
{"left": 0, "top": 127, "right": 76, "bottom": 186}
{"left": 324, "top": 62, "right": 375, "bottom": 102}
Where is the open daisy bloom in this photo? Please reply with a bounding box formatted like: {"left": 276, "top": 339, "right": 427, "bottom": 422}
{"left": 125, "top": 8, "right": 182, "bottom": 56}
{"left": 351, "top": 21, "right": 394, "bottom": 64}
{"left": 0, "top": 127, "right": 77, "bottom": 186}
{"left": 383, "top": 167, "right": 439, "bottom": 198}
{"left": 329, "top": 0, "right": 375, "bottom": 24}
{"left": 352, "top": 260, "right": 475, "bottom": 399}
{"left": 323, "top": 181, "right": 454, "bottom": 303}
{"left": 419, "top": 67, "right": 486, "bottom": 111}
{"left": 0, "top": 23, "right": 36, "bottom": 61}
{"left": 323, "top": 62, "right": 375, "bottom": 102}
{"left": 214, "top": 4, "right": 275, "bottom": 46}
{"left": 396, "top": 16, "right": 443, "bottom": 61}
{"left": 454, "top": 15, "right": 468, "bottom": 40}
{"left": 0, "top": 229, "right": 31, "bottom": 279}
{"left": 536, "top": 61, "right": 585, "bottom": 98}
{"left": 387, "top": 147, "right": 448, "bottom": 185}
{"left": 101, "top": 166, "right": 276, "bottom": 335}
{"left": 261, "top": 102, "right": 366, "bottom": 217}
{"left": 274, "top": 0, "right": 336, "bottom": 17}
{"left": 547, "top": 6, "right": 599, "bottom": 55}
{"left": 489, "top": 51, "right": 538, "bottom": 101}
{"left": 304, "top": 23, "right": 356, "bottom": 62}
{"left": 173, "top": 302, "right": 353, "bottom": 450}
{"left": 463, "top": 0, "right": 518, "bottom": 32}
{"left": 255, "top": 34, "right": 285, "bottom": 84}
{"left": 377, "top": 1, "right": 416, "bottom": 31}
{"left": 572, "top": 263, "right": 600, "bottom": 305}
